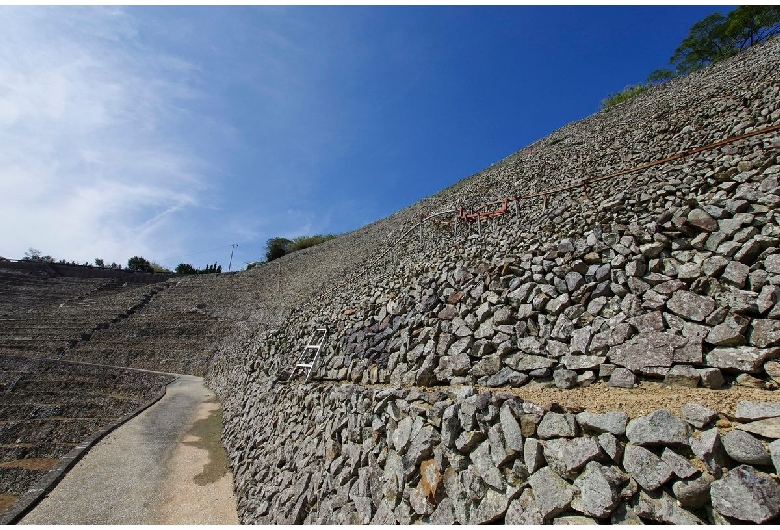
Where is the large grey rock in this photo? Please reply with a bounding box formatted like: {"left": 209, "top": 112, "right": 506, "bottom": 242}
{"left": 706, "top": 346, "right": 780, "bottom": 373}
{"left": 407, "top": 426, "right": 439, "bottom": 466}
{"left": 770, "top": 439, "right": 780, "bottom": 474}
{"left": 392, "top": 417, "right": 413, "bottom": 451}
{"left": 527, "top": 466, "right": 575, "bottom": 519}
{"left": 722, "top": 260, "right": 750, "bottom": 288}
{"left": 680, "top": 403, "right": 717, "bottom": 429}
{"left": 736, "top": 417, "right": 780, "bottom": 439}
{"left": 626, "top": 409, "right": 691, "bottom": 446}
{"left": 672, "top": 473, "right": 715, "bottom": 509}
{"left": 428, "top": 498, "right": 454, "bottom": 525}
{"left": 542, "top": 437, "right": 602, "bottom": 478}
{"left": 505, "top": 489, "right": 544, "bottom": 524}
{"left": 608, "top": 331, "right": 685, "bottom": 371}
{"left": 500, "top": 403, "right": 524, "bottom": 453}
{"left": 735, "top": 401, "right": 780, "bottom": 420}
{"left": 710, "top": 465, "right": 780, "bottom": 523}
{"left": 721, "top": 430, "right": 772, "bottom": 465}
{"left": 575, "top": 411, "right": 628, "bottom": 436}
{"left": 571, "top": 462, "right": 627, "bottom": 518}
{"left": 705, "top": 323, "right": 746, "bottom": 346}
{"left": 553, "top": 368, "right": 578, "bottom": 389}
{"left": 689, "top": 428, "right": 729, "bottom": 477}
{"left": 537, "top": 412, "right": 578, "bottom": 439}
{"left": 471, "top": 442, "right": 505, "bottom": 490}
{"left": 750, "top": 318, "right": 780, "bottom": 348}
{"left": 485, "top": 367, "right": 528, "bottom": 387}
{"left": 561, "top": 354, "right": 605, "bottom": 370}
{"left": 666, "top": 291, "right": 716, "bottom": 322}
{"left": 470, "top": 488, "right": 508, "bottom": 524}
{"left": 622, "top": 444, "right": 674, "bottom": 491}
{"left": 524, "top": 437, "right": 545, "bottom": 474}
{"left": 661, "top": 448, "right": 698, "bottom": 479}
{"left": 687, "top": 208, "right": 718, "bottom": 232}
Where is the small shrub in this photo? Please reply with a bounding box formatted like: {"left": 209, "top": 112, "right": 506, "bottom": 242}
{"left": 600, "top": 83, "right": 650, "bottom": 110}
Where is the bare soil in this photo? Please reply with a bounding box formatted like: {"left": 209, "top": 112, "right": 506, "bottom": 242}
{"left": 489, "top": 380, "right": 780, "bottom": 418}
{"left": 0, "top": 458, "right": 58, "bottom": 472}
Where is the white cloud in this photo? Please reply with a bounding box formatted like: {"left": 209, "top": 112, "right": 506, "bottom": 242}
{"left": 0, "top": 6, "right": 209, "bottom": 265}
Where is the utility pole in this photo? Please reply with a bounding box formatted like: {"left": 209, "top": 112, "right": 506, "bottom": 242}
{"left": 228, "top": 243, "right": 238, "bottom": 272}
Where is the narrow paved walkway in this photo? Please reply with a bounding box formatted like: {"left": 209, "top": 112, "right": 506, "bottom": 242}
{"left": 20, "top": 375, "right": 238, "bottom": 524}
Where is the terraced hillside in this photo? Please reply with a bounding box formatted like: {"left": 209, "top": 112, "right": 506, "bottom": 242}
{"left": 0, "top": 355, "right": 173, "bottom": 513}
{"left": 205, "top": 38, "right": 780, "bottom": 524}
{"left": 1, "top": 37, "right": 780, "bottom": 526}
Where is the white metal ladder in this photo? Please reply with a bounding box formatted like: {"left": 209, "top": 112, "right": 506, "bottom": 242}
{"left": 288, "top": 327, "right": 328, "bottom": 382}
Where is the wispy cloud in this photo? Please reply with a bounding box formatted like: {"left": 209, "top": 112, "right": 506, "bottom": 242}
{"left": 0, "top": 6, "right": 208, "bottom": 264}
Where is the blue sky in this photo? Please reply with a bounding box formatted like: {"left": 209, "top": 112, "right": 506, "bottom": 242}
{"left": 0, "top": 5, "right": 733, "bottom": 270}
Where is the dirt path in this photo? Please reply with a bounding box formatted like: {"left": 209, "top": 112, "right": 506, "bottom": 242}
{"left": 19, "top": 375, "right": 237, "bottom": 525}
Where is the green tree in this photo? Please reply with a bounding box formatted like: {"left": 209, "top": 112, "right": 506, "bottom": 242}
{"left": 22, "top": 248, "right": 54, "bottom": 262}
{"left": 127, "top": 256, "right": 154, "bottom": 273}
{"left": 94, "top": 258, "right": 105, "bottom": 267}
{"left": 175, "top": 263, "right": 197, "bottom": 275}
{"left": 724, "top": 6, "right": 780, "bottom": 50}
{"left": 265, "top": 237, "right": 292, "bottom": 262}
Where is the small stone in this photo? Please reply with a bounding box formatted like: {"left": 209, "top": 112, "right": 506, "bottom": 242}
{"left": 597, "top": 433, "right": 622, "bottom": 462}
{"left": 697, "top": 367, "right": 725, "bottom": 389}
{"left": 622, "top": 444, "right": 673, "bottom": 491}
{"left": 663, "top": 364, "right": 700, "bottom": 387}
{"left": 735, "top": 373, "right": 766, "bottom": 388}
{"left": 721, "top": 430, "right": 772, "bottom": 466}
{"left": 524, "top": 437, "right": 545, "bottom": 474}
{"left": 626, "top": 409, "right": 691, "bottom": 446}
{"left": 552, "top": 515, "right": 599, "bottom": 524}
{"left": 680, "top": 403, "right": 717, "bottom": 429}
{"left": 537, "top": 412, "right": 578, "bottom": 439}
{"left": 635, "top": 490, "right": 705, "bottom": 525}
{"left": 607, "top": 367, "right": 636, "bottom": 388}
{"left": 710, "top": 465, "right": 780, "bottom": 523}
{"left": 575, "top": 411, "right": 628, "bottom": 436}
{"left": 765, "top": 360, "right": 780, "bottom": 383}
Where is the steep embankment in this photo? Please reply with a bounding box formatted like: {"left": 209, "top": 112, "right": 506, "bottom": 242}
{"left": 205, "top": 38, "right": 780, "bottom": 525}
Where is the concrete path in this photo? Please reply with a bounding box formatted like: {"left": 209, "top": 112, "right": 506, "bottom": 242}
{"left": 20, "top": 375, "right": 238, "bottom": 525}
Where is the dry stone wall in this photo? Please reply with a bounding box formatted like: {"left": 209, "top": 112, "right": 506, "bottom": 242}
{"left": 207, "top": 39, "right": 780, "bottom": 525}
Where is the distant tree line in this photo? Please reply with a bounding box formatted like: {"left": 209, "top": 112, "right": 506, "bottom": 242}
{"left": 264, "top": 234, "right": 338, "bottom": 262}
{"left": 174, "top": 262, "right": 222, "bottom": 275}
{"left": 601, "top": 6, "right": 780, "bottom": 109}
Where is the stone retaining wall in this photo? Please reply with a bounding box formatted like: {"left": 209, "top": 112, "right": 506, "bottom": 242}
{"left": 222, "top": 379, "right": 780, "bottom": 524}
